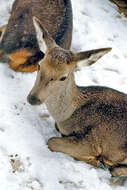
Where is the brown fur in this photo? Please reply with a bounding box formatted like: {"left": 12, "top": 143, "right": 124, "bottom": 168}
{"left": 46, "top": 82, "right": 127, "bottom": 185}
{"left": 0, "top": 0, "right": 72, "bottom": 72}
{"left": 28, "top": 17, "right": 127, "bottom": 185}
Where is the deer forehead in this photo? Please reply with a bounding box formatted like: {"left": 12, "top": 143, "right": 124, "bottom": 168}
{"left": 38, "top": 60, "right": 73, "bottom": 81}
{"left": 47, "top": 48, "right": 72, "bottom": 65}
{"left": 39, "top": 49, "right": 74, "bottom": 74}
{"left": 41, "top": 61, "right": 71, "bottom": 76}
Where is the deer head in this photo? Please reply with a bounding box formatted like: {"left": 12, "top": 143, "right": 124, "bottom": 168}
{"left": 27, "top": 17, "right": 111, "bottom": 105}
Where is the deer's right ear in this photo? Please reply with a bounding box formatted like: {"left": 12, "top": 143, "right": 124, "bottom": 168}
{"left": 33, "top": 17, "right": 57, "bottom": 53}
{"left": 71, "top": 47, "right": 112, "bottom": 67}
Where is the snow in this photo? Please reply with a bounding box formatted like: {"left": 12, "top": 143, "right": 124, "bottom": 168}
{"left": 0, "top": 0, "right": 127, "bottom": 189}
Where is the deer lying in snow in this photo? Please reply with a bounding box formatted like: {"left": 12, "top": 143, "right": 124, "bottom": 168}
{"left": 27, "top": 17, "right": 127, "bottom": 185}
{"left": 0, "top": 0, "right": 72, "bottom": 72}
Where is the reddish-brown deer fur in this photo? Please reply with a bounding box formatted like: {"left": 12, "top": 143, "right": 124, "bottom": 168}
{"left": 0, "top": 0, "right": 72, "bottom": 72}
{"left": 27, "top": 17, "right": 127, "bottom": 185}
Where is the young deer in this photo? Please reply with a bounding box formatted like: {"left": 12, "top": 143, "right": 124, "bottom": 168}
{"left": 28, "top": 17, "right": 127, "bottom": 185}
{"left": 0, "top": 0, "right": 72, "bottom": 72}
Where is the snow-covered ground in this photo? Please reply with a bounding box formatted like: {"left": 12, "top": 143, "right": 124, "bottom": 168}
{"left": 0, "top": 0, "right": 127, "bottom": 189}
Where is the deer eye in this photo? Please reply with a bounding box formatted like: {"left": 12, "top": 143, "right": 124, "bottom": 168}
{"left": 38, "top": 64, "right": 40, "bottom": 70}
{"left": 60, "top": 76, "right": 67, "bottom": 81}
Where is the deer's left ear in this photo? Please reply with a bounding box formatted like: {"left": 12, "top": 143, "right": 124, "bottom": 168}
{"left": 33, "top": 17, "right": 57, "bottom": 53}
{"left": 71, "top": 47, "right": 112, "bottom": 66}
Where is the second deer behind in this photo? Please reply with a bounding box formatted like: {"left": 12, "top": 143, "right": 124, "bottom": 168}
{"left": 0, "top": 0, "right": 72, "bottom": 72}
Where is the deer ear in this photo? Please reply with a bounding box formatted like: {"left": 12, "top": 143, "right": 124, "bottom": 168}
{"left": 72, "top": 48, "right": 112, "bottom": 66}
{"left": 33, "top": 16, "right": 56, "bottom": 53}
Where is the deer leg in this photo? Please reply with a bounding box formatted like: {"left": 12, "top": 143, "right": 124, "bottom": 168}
{"left": 0, "top": 49, "right": 9, "bottom": 63}
{"left": 0, "top": 49, "right": 3, "bottom": 57}
{"left": 0, "top": 25, "right": 7, "bottom": 62}
{"left": 0, "top": 25, "right": 6, "bottom": 37}
{"left": 0, "top": 50, "right": 9, "bottom": 63}
{"left": 0, "top": 24, "right": 6, "bottom": 43}
{"left": 0, "top": 27, "right": 3, "bottom": 60}
{"left": 110, "top": 166, "right": 127, "bottom": 185}
{"left": 48, "top": 136, "right": 101, "bottom": 167}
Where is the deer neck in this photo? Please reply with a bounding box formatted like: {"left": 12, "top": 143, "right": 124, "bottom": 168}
{"left": 45, "top": 73, "right": 80, "bottom": 122}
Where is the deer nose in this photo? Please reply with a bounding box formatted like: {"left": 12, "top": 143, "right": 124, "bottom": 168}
{"left": 27, "top": 95, "right": 41, "bottom": 105}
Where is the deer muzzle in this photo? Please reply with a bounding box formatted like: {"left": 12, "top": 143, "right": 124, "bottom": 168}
{"left": 27, "top": 94, "right": 41, "bottom": 105}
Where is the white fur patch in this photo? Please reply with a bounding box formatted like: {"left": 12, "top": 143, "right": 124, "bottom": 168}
{"left": 33, "top": 19, "right": 47, "bottom": 53}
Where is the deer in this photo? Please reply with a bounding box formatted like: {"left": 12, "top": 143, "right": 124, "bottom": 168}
{"left": 27, "top": 17, "right": 127, "bottom": 185}
{"left": 0, "top": 0, "right": 72, "bottom": 72}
